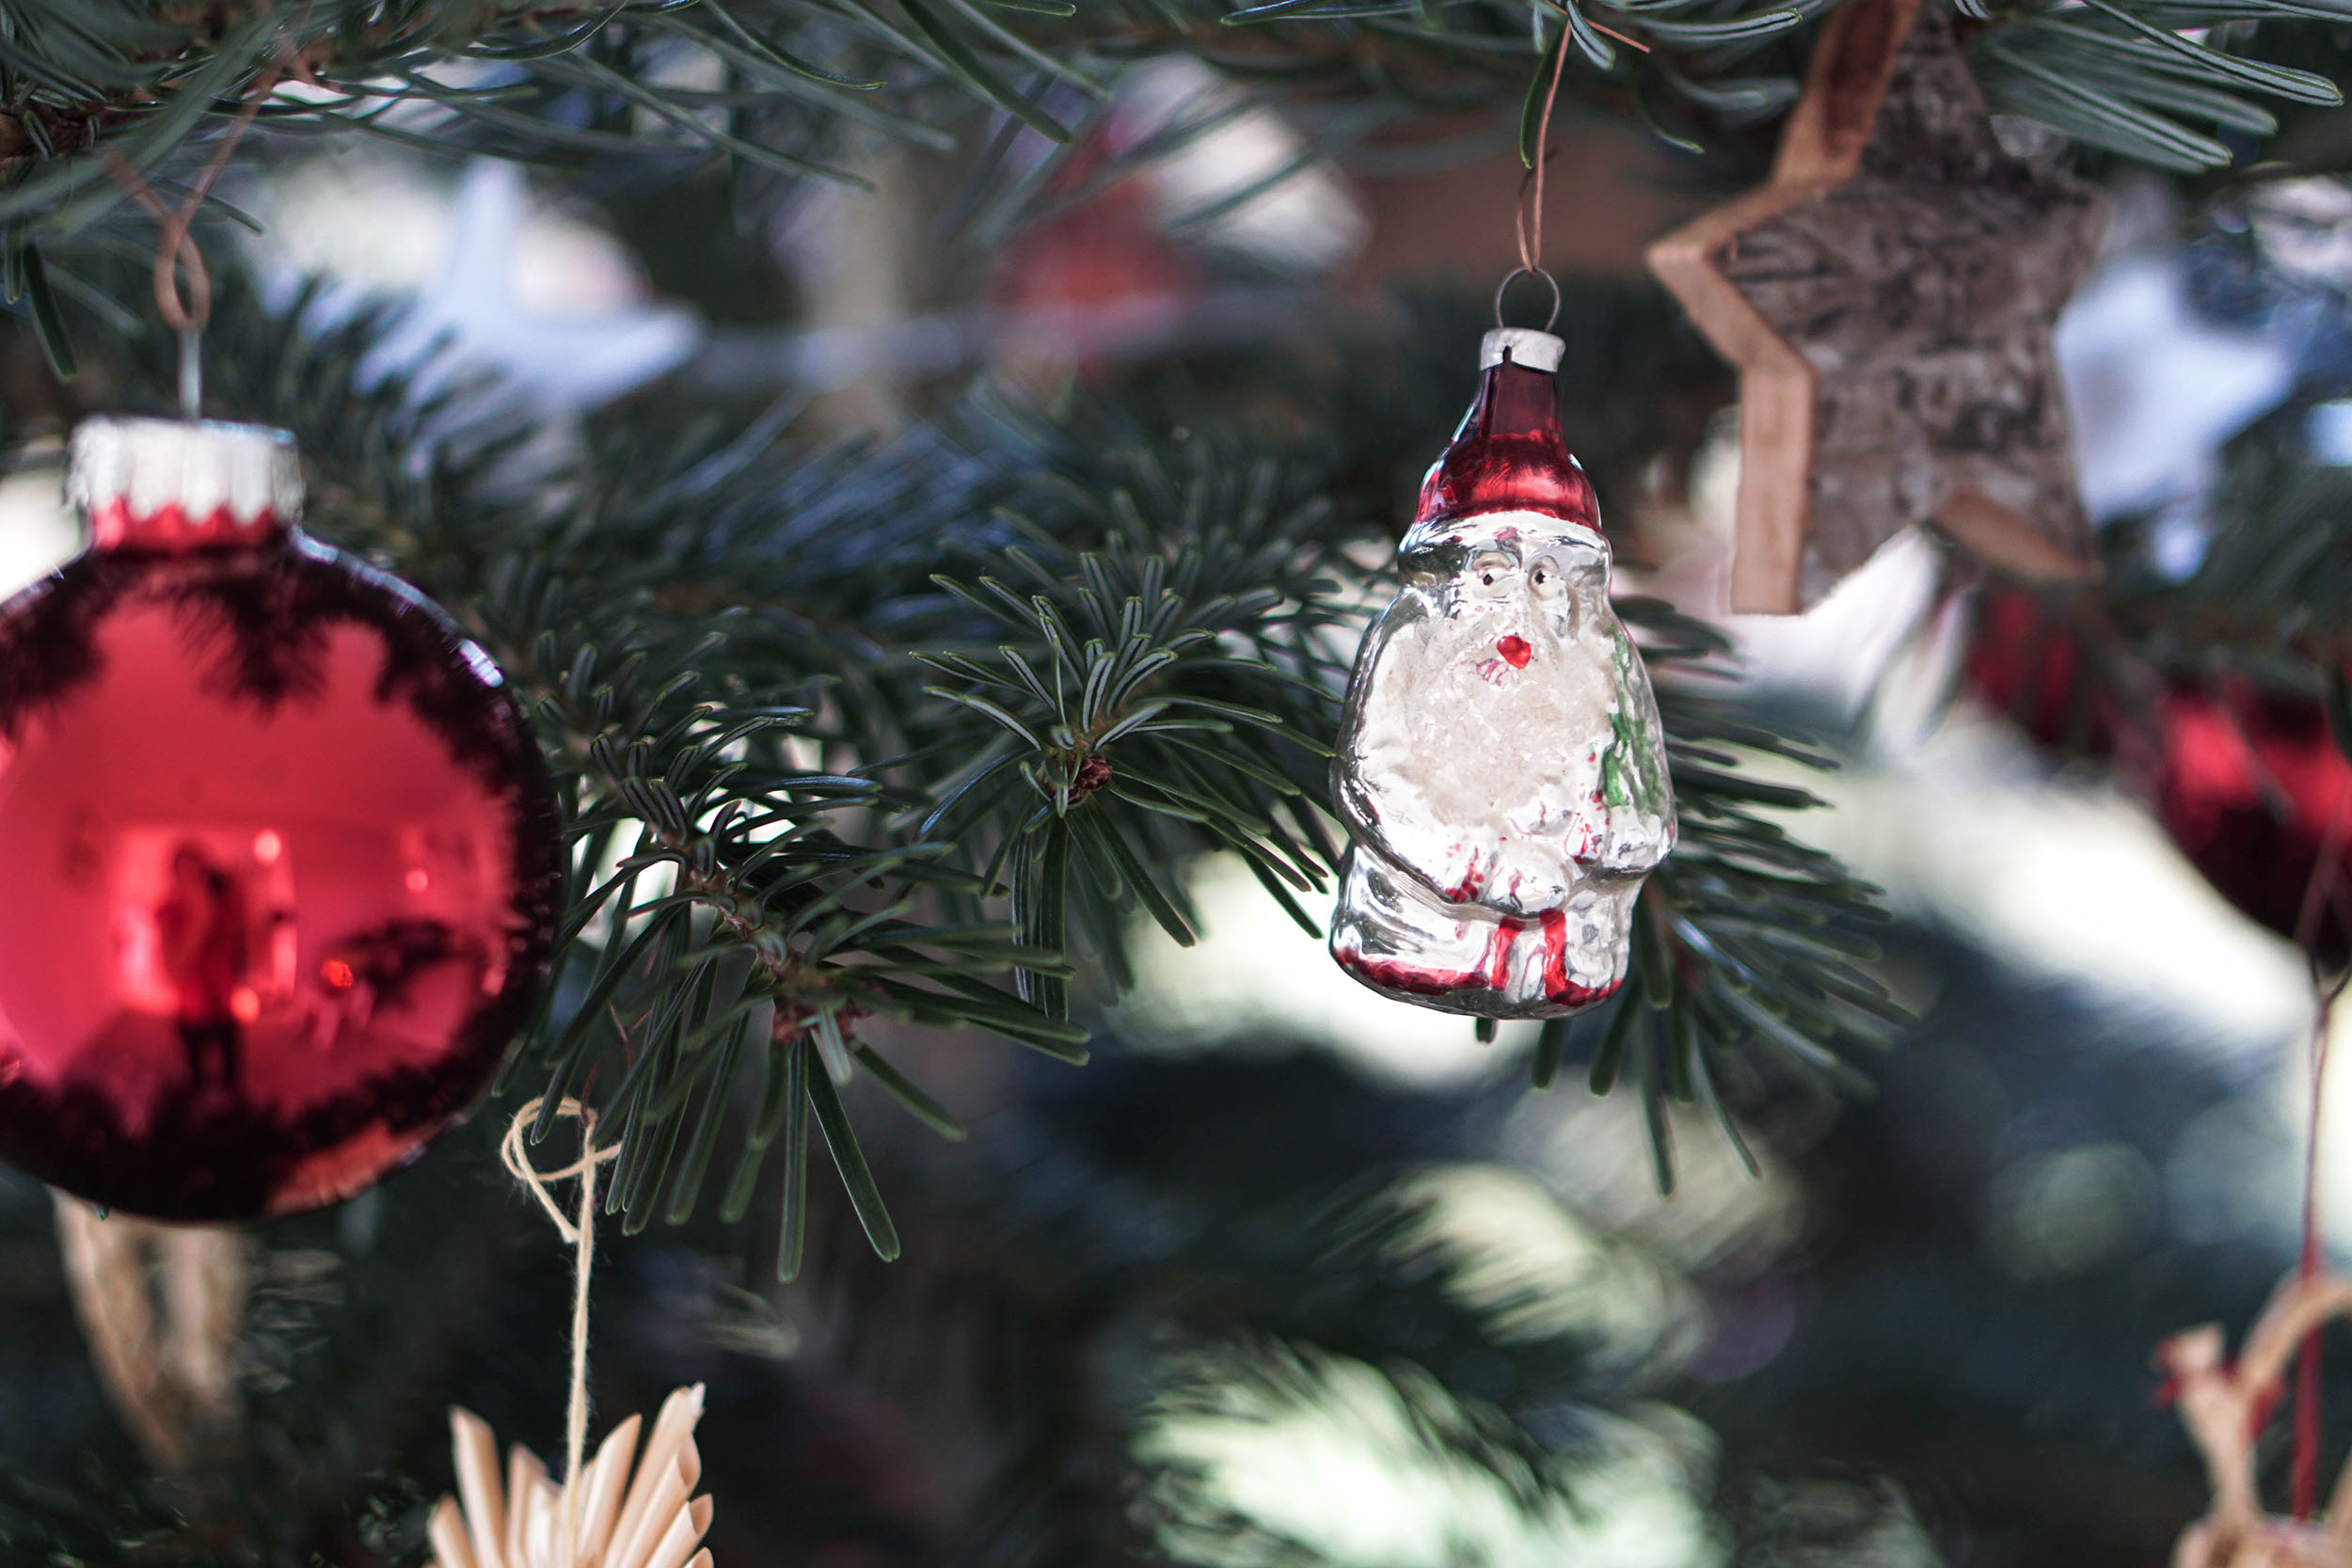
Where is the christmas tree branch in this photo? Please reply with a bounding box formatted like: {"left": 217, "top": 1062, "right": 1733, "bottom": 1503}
{"left": 1971, "top": 409, "right": 2352, "bottom": 734}
{"left": 910, "top": 439, "right": 1351, "bottom": 1012}
{"left": 1972, "top": 0, "right": 2343, "bottom": 174}
{"left": 44, "top": 252, "right": 1901, "bottom": 1245}
{"left": 3, "top": 0, "right": 2348, "bottom": 378}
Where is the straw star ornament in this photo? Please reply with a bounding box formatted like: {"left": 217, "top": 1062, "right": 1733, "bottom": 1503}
{"left": 426, "top": 1100, "right": 716, "bottom": 1568}
{"left": 429, "top": 1386, "right": 712, "bottom": 1568}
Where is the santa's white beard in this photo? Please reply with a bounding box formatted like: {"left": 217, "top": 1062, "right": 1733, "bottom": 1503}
{"left": 1343, "top": 591, "right": 1617, "bottom": 916}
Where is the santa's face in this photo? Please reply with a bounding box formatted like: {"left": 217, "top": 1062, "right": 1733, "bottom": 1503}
{"left": 1418, "top": 523, "right": 1612, "bottom": 659}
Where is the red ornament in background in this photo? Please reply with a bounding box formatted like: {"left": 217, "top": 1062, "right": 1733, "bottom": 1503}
{"left": 1960, "top": 584, "right": 2119, "bottom": 757}
{"left": 989, "top": 135, "right": 1196, "bottom": 383}
{"left": 1962, "top": 589, "right": 2352, "bottom": 963}
{"left": 0, "top": 418, "right": 562, "bottom": 1220}
{"left": 2158, "top": 682, "right": 2352, "bottom": 968}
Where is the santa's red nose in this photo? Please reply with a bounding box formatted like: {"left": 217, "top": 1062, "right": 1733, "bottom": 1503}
{"left": 1495, "top": 635, "right": 1532, "bottom": 669}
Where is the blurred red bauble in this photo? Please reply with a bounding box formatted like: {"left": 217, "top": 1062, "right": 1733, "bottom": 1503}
{"left": 989, "top": 135, "right": 1196, "bottom": 383}
{"left": 0, "top": 418, "right": 562, "bottom": 1220}
{"left": 1962, "top": 584, "right": 2117, "bottom": 757}
{"left": 1963, "top": 589, "right": 2352, "bottom": 962}
{"left": 2157, "top": 681, "right": 2352, "bottom": 966}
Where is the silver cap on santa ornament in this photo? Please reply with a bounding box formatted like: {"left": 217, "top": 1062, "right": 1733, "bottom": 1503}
{"left": 67, "top": 416, "right": 304, "bottom": 552}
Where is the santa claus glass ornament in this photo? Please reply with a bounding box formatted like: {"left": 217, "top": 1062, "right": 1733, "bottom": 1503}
{"left": 1330, "top": 325, "right": 1675, "bottom": 1018}
{"left": 0, "top": 418, "right": 562, "bottom": 1220}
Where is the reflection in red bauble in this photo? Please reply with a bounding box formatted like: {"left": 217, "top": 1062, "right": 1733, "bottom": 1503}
{"left": 0, "top": 419, "right": 562, "bottom": 1220}
{"left": 2157, "top": 682, "right": 2352, "bottom": 967}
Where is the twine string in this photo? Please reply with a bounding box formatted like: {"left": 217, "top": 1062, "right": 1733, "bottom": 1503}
{"left": 502, "top": 1098, "right": 623, "bottom": 1568}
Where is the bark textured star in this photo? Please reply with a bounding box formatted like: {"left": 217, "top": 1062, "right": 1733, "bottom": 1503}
{"left": 1649, "top": 0, "right": 2108, "bottom": 613}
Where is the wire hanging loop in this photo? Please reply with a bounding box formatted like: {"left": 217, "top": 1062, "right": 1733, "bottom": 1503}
{"left": 152, "top": 193, "right": 213, "bottom": 421}
{"left": 102, "top": 62, "right": 279, "bottom": 420}
{"left": 1502, "top": 9, "right": 1570, "bottom": 337}
{"left": 502, "top": 1097, "right": 625, "bottom": 1568}
{"left": 102, "top": 167, "right": 213, "bottom": 420}
{"left": 1494, "top": 265, "right": 1563, "bottom": 333}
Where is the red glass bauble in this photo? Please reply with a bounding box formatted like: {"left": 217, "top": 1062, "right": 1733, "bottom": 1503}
{"left": 2157, "top": 681, "right": 2352, "bottom": 966}
{"left": 0, "top": 418, "right": 562, "bottom": 1220}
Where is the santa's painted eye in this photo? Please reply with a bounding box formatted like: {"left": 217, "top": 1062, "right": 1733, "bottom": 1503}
{"left": 1529, "top": 556, "right": 1566, "bottom": 600}
{"left": 1470, "top": 551, "right": 1514, "bottom": 598}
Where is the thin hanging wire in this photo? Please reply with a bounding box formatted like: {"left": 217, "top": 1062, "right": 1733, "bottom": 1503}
{"left": 102, "top": 68, "right": 277, "bottom": 420}
{"left": 1493, "top": 266, "right": 1563, "bottom": 334}
{"left": 178, "top": 330, "right": 201, "bottom": 421}
{"left": 1498, "top": 35, "right": 1572, "bottom": 332}
{"left": 2290, "top": 782, "right": 2352, "bottom": 1519}
{"left": 1515, "top": 36, "right": 1569, "bottom": 279}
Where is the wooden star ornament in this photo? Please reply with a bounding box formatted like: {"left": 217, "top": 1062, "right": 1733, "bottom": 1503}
{"left": 1647, "top": 0, "right": 2108, "bottom": 614}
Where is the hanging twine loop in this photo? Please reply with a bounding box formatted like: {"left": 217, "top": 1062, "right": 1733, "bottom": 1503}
{"left": 428, "top": 1103, "right": 708, "bottom": 1568}
{"left": 502, "top": 1098, "right": 624, "bottom": 1568}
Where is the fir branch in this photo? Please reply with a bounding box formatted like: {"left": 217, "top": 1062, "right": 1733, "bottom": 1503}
{"left": 1134, "top": 1333, "right": 1621, "bottom": 1558}
{"left": 0, "top": 0, "right": 2339, "bottom": 315}
{"left": 1513, "top": 599, "right": 1905, "bottom": 1193}
{"left": 910, "top": 436, "right": 1350, "bottom": 1009}
{"left": 1973, "top": 0, "right": 2343, "bottom": 172}
{"left": 465, "top": 559, "right": 1091, "bottom": 1266}
{"left": 43, "top": 251, "right": 1903, "bottom": 1246}
{"left": 1975, "top": 403, "right": 2352, "bottom": 714}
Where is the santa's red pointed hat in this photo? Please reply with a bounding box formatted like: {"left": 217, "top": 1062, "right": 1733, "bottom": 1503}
{"left": 1402, "top": 328, "right": 1607, "bottom": 558}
